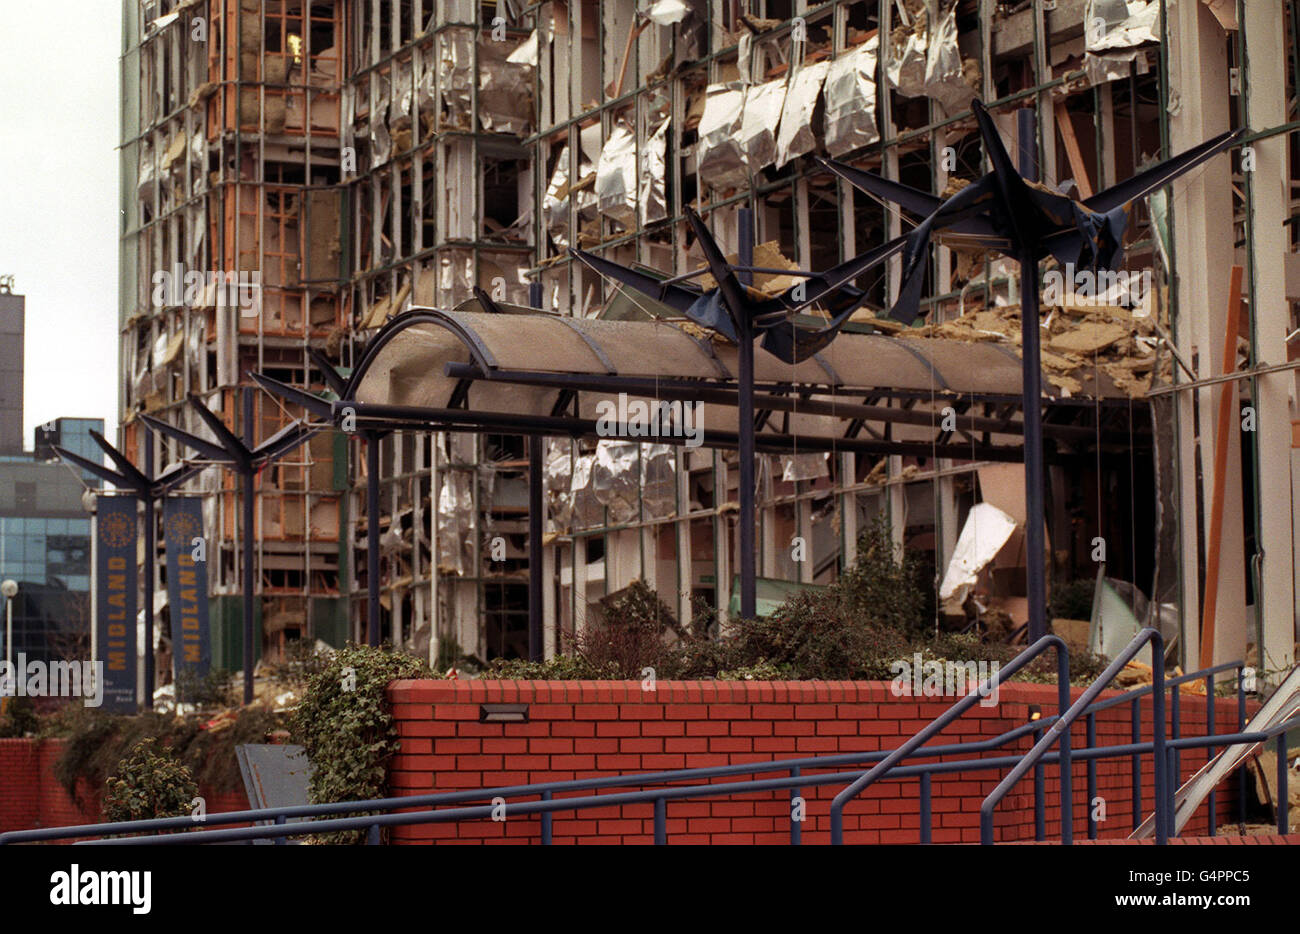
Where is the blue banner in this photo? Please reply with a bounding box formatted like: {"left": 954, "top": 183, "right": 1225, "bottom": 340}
{"left": 164, "top": 496, "right": 211, "bottom": 685}
{"left": 95, "top": 495, "right": 137, "bottom": 711}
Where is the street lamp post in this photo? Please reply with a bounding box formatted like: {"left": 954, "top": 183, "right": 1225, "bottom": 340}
{"left": 1, "top": 579, "right": 17, "bottom": 693}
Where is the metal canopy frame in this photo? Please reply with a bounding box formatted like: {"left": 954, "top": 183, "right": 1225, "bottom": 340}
{"left": 820, "top": 99, "right": 1242, "bottom": 642}
{"left": 254, "top": 288, "right": 1143, "bottom": 666}
{"left": 140, "top": 391, "right": 317, "bottom": 704}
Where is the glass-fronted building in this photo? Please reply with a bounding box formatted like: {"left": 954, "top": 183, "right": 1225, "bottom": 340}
{"left": 0, "top": 418, "right": 101, "bottom": 663}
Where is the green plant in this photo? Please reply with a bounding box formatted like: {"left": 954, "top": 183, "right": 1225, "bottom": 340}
{"left": 288, "top": 643, "right": 435, "bottom": 843}
{"left": 837, "top": 516, "right": 931, "bottom": 637}
{"left": 481, "top": 653, "right": 619, "bottom": 680}
{"left": 103, "top": 737, "right": 198, "bottom": 824}
{"left": 1048, "top": 577, "right": 1096, "bottom": 622}
{"left": 726, "top": 589, "right": 913, "bottom": 679}
{"left": 0, "top": 695, "right": 39, "bottom": 737}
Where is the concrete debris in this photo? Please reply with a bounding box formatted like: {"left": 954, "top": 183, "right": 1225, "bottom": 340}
{"left": 899, "top": 281, "right": 1167, "bottom": 398}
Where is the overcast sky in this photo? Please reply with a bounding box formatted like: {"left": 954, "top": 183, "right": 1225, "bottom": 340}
{"left": 0, "top": 3, "right": 120, "bottom": 448}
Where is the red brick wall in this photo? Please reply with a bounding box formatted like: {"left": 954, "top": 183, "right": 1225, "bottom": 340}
{"left": 386, "top": 680, "right": 1251, "bottom": 845}
{"left": 0, "top": 738, "right": 249, "bottom": 841}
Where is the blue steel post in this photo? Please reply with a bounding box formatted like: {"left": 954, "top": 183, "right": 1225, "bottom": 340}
{"left": 737, "top": 208, "right": 756, "bottom": 619}
{"left": 1016, "top": 106, "right": 1047, "bottom": 644}
{"left": 1237, "top": 669, "right": 1247, "bottom": 829}
{"left": 653, "top": 798, "right": 666, "bottom": 844}
{"left": 143, "top": 437, "right": 155, "bottom": 709}
{"left": 920, "top": 772, "right": 932, "bottom": 844}
{"left": 366, "top": 431, "right": 381, "bottom": 646}
{"left": 242, "top": 387, "right": 255, "bottom": 705}
{"left": 1086, "top": 714, "right": 1097, "bottom": 839}
{"left": 1033, "top": 724, "right": 1045, "bottom": 840}
{"left": 1131, "top": 700, "right": 1141, "bottom": 830}
{"left": 1277, "top": 733, "right": 1289, "bottom": 834}
{"left": 790, "top": 766, "right": 801, "bottom": 845}
{"left": 1152, "top": 647, "right": 1168, "bottom": 845}
{"left": 541, "top": 790, "right": 552, "bottom": 844}
{"left": 528, "top": 280, "right": 545, "bottom": 661}
{"left": 1171, "top": 688, "right": 1180, "bottom": 790}
{"left": 1206, "top": 675, "right": 1216, "bottom": 835}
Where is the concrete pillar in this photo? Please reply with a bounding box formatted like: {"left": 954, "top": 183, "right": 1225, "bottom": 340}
{"left": 1242, "top": 2, "right": 1297, "bottom": 677}
{"left": 1168, "top": 1, "right": 1243, "bottom": 665}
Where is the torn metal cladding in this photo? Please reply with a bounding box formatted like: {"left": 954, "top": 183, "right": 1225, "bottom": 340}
{"left": 438, "top": 30, "right": 474, "bottom": 129}
{"left": 774, "top": 61, "right": 828, "bottom": 170}
{"left": 886, "top": 2, "right": 978, "bottom": 116}
{"left": 639, "top": 117, "right": 670, "bottom": 226}
{"left": 478, "top": 36, "right": 534, "bottom": 136}
{"left": 595, "top": 122, "right": 638, "bottom": 229}
{"left": 823, "top": 36, "right": 880, "bottom": 158}
{"left": 592, "top": 440, "right": 641, "bottom": 524}
{"left": 544, "top": 438, "right": 575, "bottom": 528}
{"left": 779, "top": 452, "right": 829, "bottom": 483}
{"left": 697, "top": 83, "right": 748, "bottom": 191}
{"left": 436, "top": 469, "right": 474, "bottom": 577}
{"left": 739, "top": 78, "right": 786, "bottom": 169}
{"left": 1082, "top": 0, "right": 1159, "bottom": 83}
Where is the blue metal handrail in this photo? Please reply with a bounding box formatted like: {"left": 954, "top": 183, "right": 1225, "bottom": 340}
{"left": 980, "top": 627, "right": 1166, "bottom": 844}
{"left": 0, "top": 650, "right": 1270, "bottom": 846}
{"left": 829, "top": 634, "right": 1071, "bottom": 844}
{"left": 73, "top": 713, "right": 1297, "bottom": 846}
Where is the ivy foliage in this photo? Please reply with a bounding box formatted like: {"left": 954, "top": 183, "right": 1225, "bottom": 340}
{"left": 288, "top": 643, "right": 435, "bottom": 843}
{"left": 103, "top": 737, "right": 199, "bottom": 824}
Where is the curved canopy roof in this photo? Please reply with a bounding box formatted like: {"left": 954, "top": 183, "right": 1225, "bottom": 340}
{"left": 319, "top": 307, "right": 1130, "bottom": 462}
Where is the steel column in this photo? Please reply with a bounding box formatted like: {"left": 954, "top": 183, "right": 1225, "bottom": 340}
{"left": 528, "top": 434, "right": 544, "bottom": 661}
{"left": 737, "top": 208, "right": 756, "bottom": 619}
{"left": 366, "top": 431, "right": 381, "bottom": 647}
{"left": 143, "top": 437, "right": 155, "bottom": 709}
{"left": 242, "top": 387, "right": 255, "bottom": 705}
{"left": 1017, "top": 107, "right": 1047, "bottom": 643}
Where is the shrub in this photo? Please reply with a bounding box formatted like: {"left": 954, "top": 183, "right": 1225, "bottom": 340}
{"left": 0, "top": 695, "right": 39, "bottom": 737}
{"left": 288, "top": 643, "right": 435, "bottom": 843}
{"left": 727, "top": 589, "right": 912, "bottom": 680}
{"left": 103, "top": 737, "right": 198, "bottom": 824}
{"left": 1048, "top": 577, "right": 1096, "bottom": 622}
{"left": 837, "top": 516, "right": 931, "bottom": 637}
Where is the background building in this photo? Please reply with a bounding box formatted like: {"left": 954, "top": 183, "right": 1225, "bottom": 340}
{"left": 117, "top": 1, "right": 1297, "bottom": 680}
{"left": 0, "top": 327, "right": 100, "bottom": 663}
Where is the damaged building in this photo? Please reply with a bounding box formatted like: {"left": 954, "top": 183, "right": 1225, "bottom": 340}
{"left": 118, "top": 0, "right": 1297, "bottom": 682}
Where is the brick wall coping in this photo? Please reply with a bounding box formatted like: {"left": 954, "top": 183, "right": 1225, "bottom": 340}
{"left": 388, "top": 679, "right": 1131, "bottom": 706}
